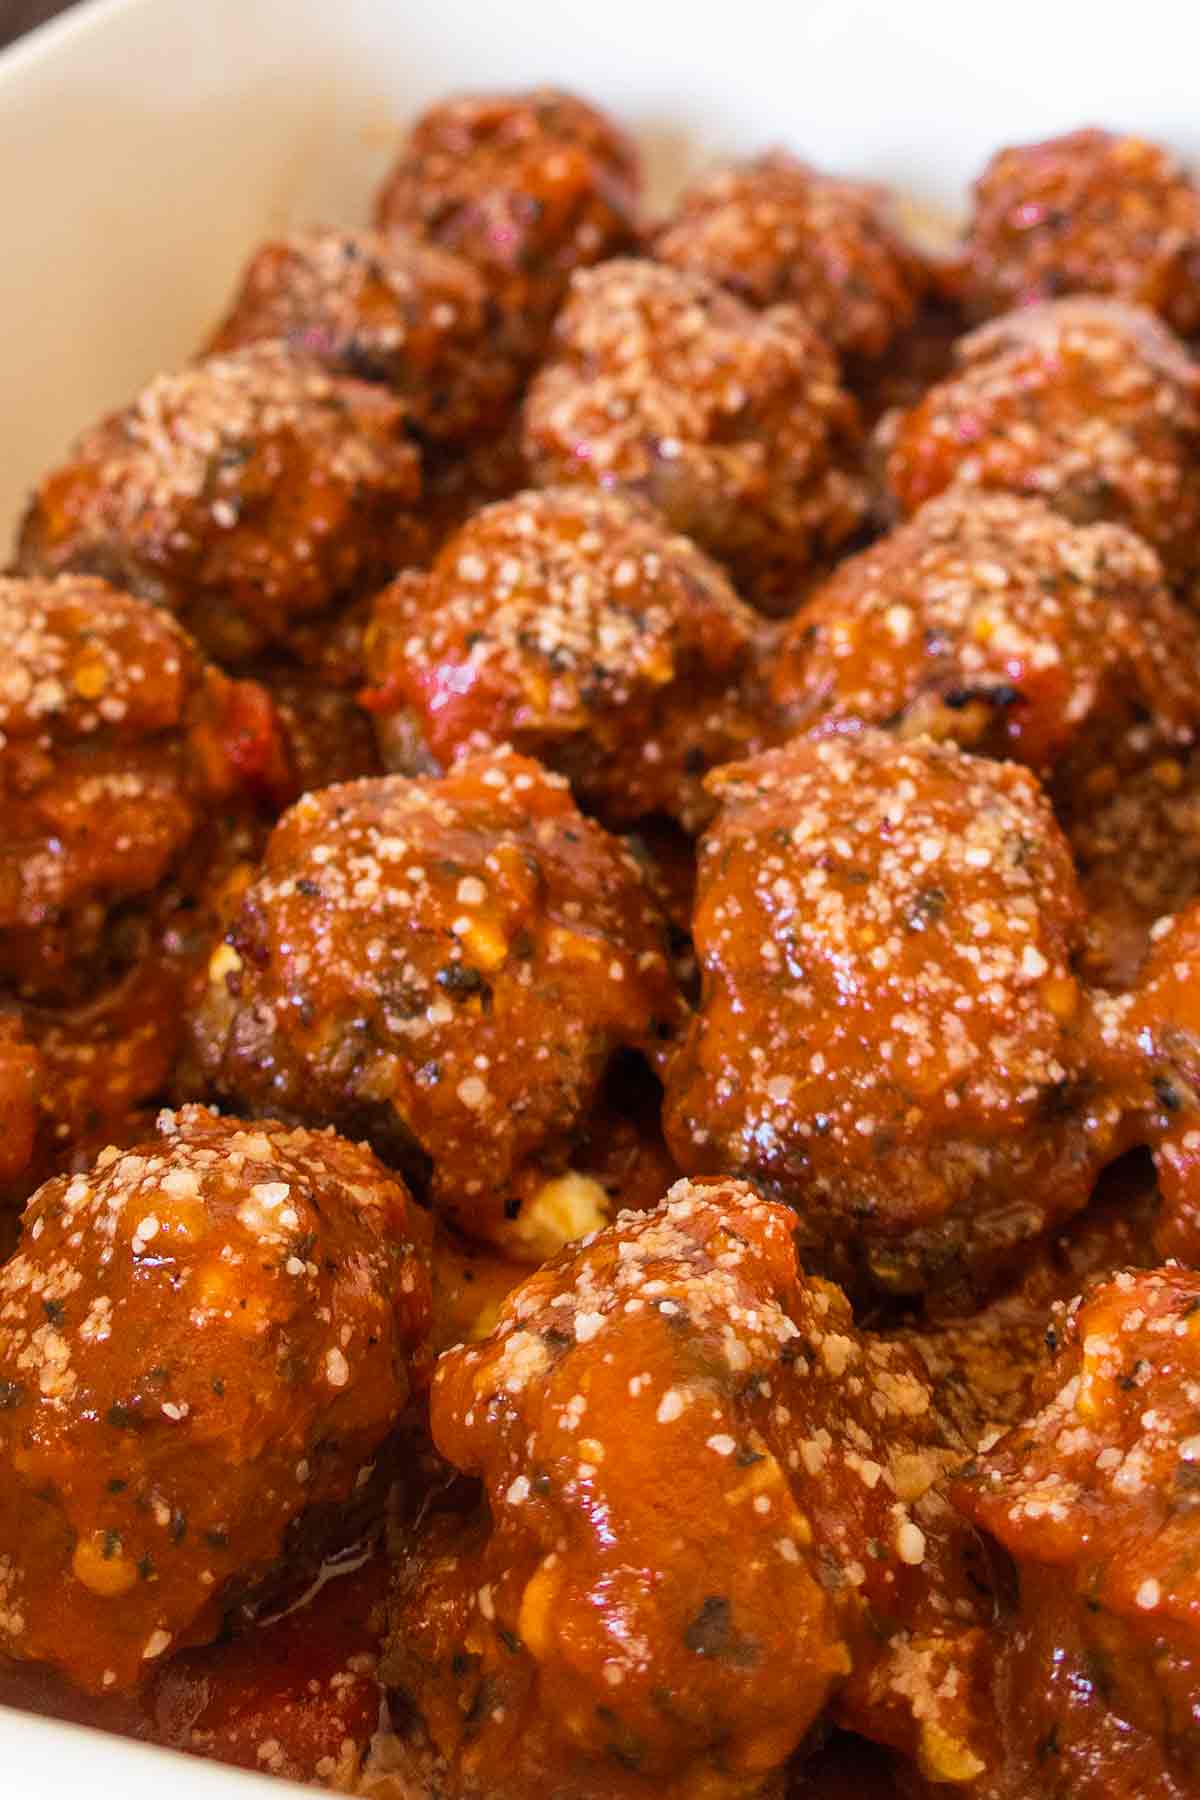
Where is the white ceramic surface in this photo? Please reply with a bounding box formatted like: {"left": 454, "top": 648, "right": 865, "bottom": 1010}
{"left": 1, "top": 0, "right": 1198, "bottom": 1788}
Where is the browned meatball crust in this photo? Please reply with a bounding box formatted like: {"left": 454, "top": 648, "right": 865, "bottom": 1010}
{"left": 207, "top": 228, "right": 520, "bottom": 446}
{"left": 17, "top": 344, "right": 422, "bottom": 666}
{"left": 0, "top": 1105, "right": 431, "bottom": 1694}
{"left": 374, "top": 87, "right": 641, "bottom": 361}
{"left": 362, "top": 487, "right": 766, "bottom": 831}
{"left": 663, "top": 732, "right": 1136, "bottom": 1293}
{"left": 0, "top": 575, "right": 289, "bottom": 1001}
{"left": 957, "top": 127, "right": 1200, "bottom": 335}
{"left": 384, "top": 1178, "right": 988, "bottom": 1800}
{"left": 882, "top": 298, "right": 1200, "bottom": 605}
{"left": 771, "top": 490, "right": 1200, "bottom": 817}
{"left": 182, "top": 751, "right": 682, "bottom": 1251}
{"left": 523, "top": 258, "right": 869, "bottom": 613}
{"left": 654, "top": 151, "right": 927, "bottom": 363}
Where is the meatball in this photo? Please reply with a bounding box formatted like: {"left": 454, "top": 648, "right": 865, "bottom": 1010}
{"left": 17, "top": 344, "right": 422, "bottom": 666}
{"left": 0, "top": 1105, "right": 431, "bottom": 1694}
{"left": 374, "top": 87, "right": 641, "bottom": 361}
{"left": 0, "top": 576, "right": 290, "bottom": 1001}
{"left": 953, "top": 1267, "right": 1200, "bottom": 1798}
{"left": 362, "top": 488, "right": 766, "bottom": 832}
{"left": 207, "top": 228, "right": 520, "bottom": 447}
{"left": 382, "top": 1178, "right": 988, "bottom": 1799}
{"left": 958, "top": 127, "right": 1200, "bottom": 335}
{"left": 882, "top": 298, "right": 1200, "bottom": 603}
{"left": 653, "top": 151, "right": 926, "bottom": 363}
{"left": 182, "top": 752, "right": 682, "bottom": 1250}
{"left": 771, "top": 491, "right": 1200, "bottom": 815}
{"left": 522, "top": 259, "right": 869, "bottom": 613}
{"left": 662, "top": 732, "right": 1135, "bottom": 1294}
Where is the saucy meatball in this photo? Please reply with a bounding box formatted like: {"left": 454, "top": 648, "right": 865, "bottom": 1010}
{"left": 653, "top": 151, "right": 926, "bottom": 363}
{"left": 0, "top": 1105, "right": 431, "bottom": 1694}
{"left": 882, "top": 298, "right": 1200, "bottom": 604}
{"left": 663, "top": 732, "right": 1135, "bottom": 1294}
{"left": 383, "top": 1178, "right": 988, "bottom": 1799}
{"left": 953, "top": 1266, "right": 1200, "bottom": 1798}
{"left": 17, "top": 344, "right": 422, "bottom": 666}
{"left": 958, "top": 127, "right": 1200, "bottom": 335}
{"left": 0, "top": 575, "right": 289, "bottom": 1001}
{"left": 771, "top": 490, "right": 1200, "bottom": 815}
{"left": 374, "top": 88, "right": 641, "bottom": 361}
{"left": 362, "top": 488, "right": 765, "bottom": 832}
{"left": 207, "top": 228, "right": 519, "bottom": 447}
{"left": 522, "top": 259, "right": 869, "bottom": 613}
{"left": 183, "top": 752, "right": 682, "bottom": 1251}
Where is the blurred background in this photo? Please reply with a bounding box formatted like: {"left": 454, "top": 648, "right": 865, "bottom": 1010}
{"left": 1, "top": 2, "right": 77, "bottom": 50}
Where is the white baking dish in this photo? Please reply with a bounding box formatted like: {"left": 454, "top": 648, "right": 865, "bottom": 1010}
{"left": 1, "top": 0, "right": 1198, "bottom": 1790}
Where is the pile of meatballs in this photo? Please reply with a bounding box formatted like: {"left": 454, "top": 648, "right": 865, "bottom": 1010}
{"left": 7, "top": 94, "right": 1200, "bottom": 1800}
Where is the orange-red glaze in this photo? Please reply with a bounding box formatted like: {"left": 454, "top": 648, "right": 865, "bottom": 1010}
{"left": 384, "top": 1178, "right": 987, "bottom": 1798}
{"left": 182, "top": 751, "right": 682, "bottom": 1249}
{"left": 0, "top": 1107, "right": 430, "bottom": 1693}
{"left": 771, "top": 491, "right": 1200, "bottom": 818}
{"left": 898, "top": 1153, "right": 1160, "bottom": 1448}
{"left": 954, "top": 1267, "right": 1200, "bottom": 1796}
{"left": 663, "top": 732, "right": 1137, "bottom": 1293}
{"left": 0, "top": 1550, "right": 390, "bottom": 1791}
{"left": 0, "top": 575, "right": 289, "bottom": 1000}
{"left": 363, "top": 488, "right": 766, "bottom": 831}
{"left": 150, "top": 1551, "right": 388, "bottom": 1787}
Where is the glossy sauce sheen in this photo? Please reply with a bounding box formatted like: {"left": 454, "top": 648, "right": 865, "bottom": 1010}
{"left": 8, "top": 86, "right": 1200, "bottom": 1800}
